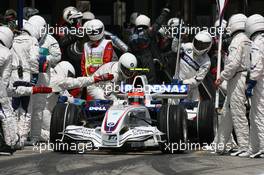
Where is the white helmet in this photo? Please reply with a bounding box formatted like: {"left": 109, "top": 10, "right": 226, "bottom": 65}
{"left": 83, "top": 19, "right": 105, "bottom": 41}
{"left": 0, "top": 26, "right": 14, "bottom": 48}
{"left": 135, "top": 15, "right": 151, "bottom": 27}
{"left": 130, "top": 12, "right": 140, "bottom": 25}
{"left": 193, "top": 30, "right": 212, "bottom": 56}
{"left": 168, "top": 17, "right": 180, "bottom": 27}
{"left": 54, "top": 61, "right": 75, "bottom": 78}
{"left": 214, "top": 19, "right": 227, "bottom": 29}
{"left": 82, "top": 11, "right": 95, "bottom": 21}
{"left": 245, "top": 14, "right": 264, "bottom": 38}
{"left": 118, "top": 53, "right": 138, "bottom": 78}
{"left": 63, "top": 6, "right": 83, "bottom": 24}
{"left": 227, "top": 14, "right": 247, "bottom": 35}
{"left": 23, "top": 20, "right": 40, "bottom": 39}
{"left": 28, "top": 15, "right": 47, "bottom": 39}
{"left": 23, "top": 7, "right": 39, "bottom": 20}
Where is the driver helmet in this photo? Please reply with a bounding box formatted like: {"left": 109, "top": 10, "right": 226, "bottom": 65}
{"left": 128, "top": 92, "right": 145, "bottom": 105}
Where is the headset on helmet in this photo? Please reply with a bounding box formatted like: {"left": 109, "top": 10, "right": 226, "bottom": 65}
{"left": 83, "top": 19, "right": 105, "bottom": 41}
{"left": 0, "top": 26, "right": 14, "bottom": 48}
{"left": 193, "top": 30, "right": 212, "bottom": 56}
{"left": 118, "top": 53, "right": 138, "bottom": 79}
{"left": 227, "top": 14, "right": 247, "bottom": 36}
{"left": 54, "top": 61, "right": 76, "bottom": 78}
{"left": 245, "top": 14, "right": 264, "bottom": 39}
{"left": 63, "top": 6, "right": 83, "bottom": 24}
{"left": 135, "top": 15, "right": 151, "bottom": 27}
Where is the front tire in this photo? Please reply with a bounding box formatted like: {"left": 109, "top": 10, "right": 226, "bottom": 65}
{"left": 158, "top": 105, "right": 188, "bottom": 154}
{"left": 50, "top": 103, "right": 84, "bottom": 152}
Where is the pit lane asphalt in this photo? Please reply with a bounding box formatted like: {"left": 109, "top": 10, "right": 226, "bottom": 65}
{"left": 0, "top": 147, "right": 264, "bottom": 175}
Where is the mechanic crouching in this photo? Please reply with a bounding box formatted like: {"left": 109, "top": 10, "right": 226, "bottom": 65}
{"left": 83, "top": 52, "right": 138, "bottom": 101}
{"left": 39, "top": 61, "right": 114, "bottom": 141}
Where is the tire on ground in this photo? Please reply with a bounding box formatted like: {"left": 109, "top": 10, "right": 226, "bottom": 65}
{"left": 50, "top": 103, "right": 84, "bottom": 152}
{"left": 197, "top": 100, "right": 217, "bottom": 144}
{"left": 158, "top": 104, "right": 188, "bottom": 154}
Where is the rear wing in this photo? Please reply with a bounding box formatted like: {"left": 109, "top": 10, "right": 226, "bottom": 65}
{"left": 119, "top": 84, "right": 189, "bottom": 99}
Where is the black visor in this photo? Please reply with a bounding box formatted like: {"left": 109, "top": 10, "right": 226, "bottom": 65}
{"left": 121, "top": 64, "right": 134, "bottom": 78}
{"left": 193, "top": 38, "right": 211, "bottom": 51}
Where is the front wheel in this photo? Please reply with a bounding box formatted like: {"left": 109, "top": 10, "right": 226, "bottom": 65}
{"left": 158, "top": 105, "right": 188, "bottom": 154}
{"left": 50, "top": 103, "right": 84, "bottom": 152}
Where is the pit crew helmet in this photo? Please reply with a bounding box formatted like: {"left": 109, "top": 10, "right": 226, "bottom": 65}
{"left": 83, "top": 19, "right": 105, "bottom": 41}
{"left": 82, "top": 11, "right": 95, "bottom": 24}
{"left": 28, "top": 15, "right": 47, "bottom": 39}
{"left": 227, "top": 14, "right": 247, "bottom": 36}
{"left": 135, "top": 15, "right": 151, "bottom": 27}
{"left": 245, "top": 14, "right": 264, "bottom": 39}
{"left": 63, "top": 6, "right": 83, "bottom": 24}
{"left": 193, "top": 30, "right": 212, "bottom": 56}
{"left": 118, "top": 52, "right": 137, "bottom": 79}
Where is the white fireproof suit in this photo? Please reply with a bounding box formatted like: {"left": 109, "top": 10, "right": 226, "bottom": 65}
{"left": 0, "top": 43, "right": 18, "bottom": 147}
{"left": 214, "top": 32, "right": 251, "bottom": 152}
{"left": 30, "top": 34, "right": 61, "bottom": 140}
{"left": 178, "top": 42, "right": 211, "bottom": 100}
{"left": 10, "top": 31, "right": 39, "bottom": 144}
{"left": 41, "top": 68, "right": 101, "bottom": 140}
{"left": 87, "top": 62, "right": 124, "bottom": 100}
{"left": 248, "top": 33, "right": 264, "bottom": 155}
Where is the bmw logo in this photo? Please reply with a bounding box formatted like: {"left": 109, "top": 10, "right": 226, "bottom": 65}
{"left": 107, "top": 122, "right": 115, "bottom": 127}
{"left": 130, "top": 63, "right": 134, "bottom": 67}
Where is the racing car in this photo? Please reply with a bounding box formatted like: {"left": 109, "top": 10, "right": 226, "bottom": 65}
{"left": 50, "top": 75, "right": 189, "bottom": 153}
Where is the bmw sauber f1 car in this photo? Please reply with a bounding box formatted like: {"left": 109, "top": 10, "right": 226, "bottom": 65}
{"left": 50, "top": 75, "right": 189, "bottom": 153}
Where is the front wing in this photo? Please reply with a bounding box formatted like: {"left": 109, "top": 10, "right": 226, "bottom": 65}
{"left": 63, "top": 125, "right": 164, "bottom": 148}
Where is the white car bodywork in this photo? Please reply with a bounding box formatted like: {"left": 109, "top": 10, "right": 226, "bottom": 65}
{"left": 64, "top": 104, "right": 163, "bottom": 148}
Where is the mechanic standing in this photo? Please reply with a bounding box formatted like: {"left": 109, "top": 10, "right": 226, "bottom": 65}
{"left": 81, "top": 19, "right": 113, "bottom": 76}
{"left": 28, "top": 15, "right": 61, "bottom": 143}
{"left": 240, "top": 14, "right": 264, "bottom": 158}
{"left": 215, "top": 14, "right": 251, "bottom": 156}
{"left": 0, "top": 26, "right": 18, "bottom": 152}
{"left": 81, "top": 19, "right": 113, "bottom": 100}
{"left": 172, "top": 30, "right": 212, "bottom": 101}
{"left": 128, "top": 7, "right": 170, "bottom": 84}
{"left": 10, "top": 20, "right": 40, "bottom": 146}
{"left": 57, "top": 6, "right": 83, "bottom": 69}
